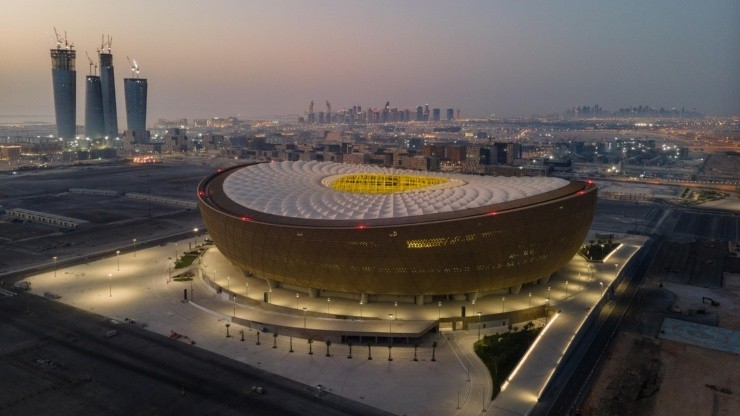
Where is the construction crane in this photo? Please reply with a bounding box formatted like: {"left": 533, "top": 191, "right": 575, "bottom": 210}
{"left": 326, "top": 101, "right": 331, "bottom": 114}
{"left": 99, "top": 34, "right": 112, "bottom": 53}
{"left": 84, "top": 51, "right": 97, "bottom": 76}
{"left": 126, "top": 56, "right": 140, "bottom": 78}
{"left": 52, "top": 27, "right": 73, "bottom": 49}
{"left": 309, "top": 100, "right": 314, "bottom": 113}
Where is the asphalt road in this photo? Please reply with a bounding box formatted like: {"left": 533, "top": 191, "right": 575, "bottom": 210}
{"left": 0, "top": 293, "right": 392, "bottom": 416}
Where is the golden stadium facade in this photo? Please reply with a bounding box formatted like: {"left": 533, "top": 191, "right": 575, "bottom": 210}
{"left": 197, "top": 161, "right": 597, "bottom": 299}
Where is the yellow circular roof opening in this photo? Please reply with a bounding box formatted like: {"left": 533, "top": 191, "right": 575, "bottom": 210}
{"left": 330, "top": 173, "right": 449, "bottom": 194}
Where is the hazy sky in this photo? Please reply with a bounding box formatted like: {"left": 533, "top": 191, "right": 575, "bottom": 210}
{"left": 1, "top": 0, "right": 738, "bottom": 122}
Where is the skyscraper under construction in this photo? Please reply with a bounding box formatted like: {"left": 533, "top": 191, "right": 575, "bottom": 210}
{"left": 99, "top": 35, "right": 118, "bottom": 138}
{"left": 124, "top": 59, "right": 148, "bottom": 140}
{"left": 50, "top": 29, "right": 76, "bottom": 140}
{"left": 84, "top": 74, "right": 105, "bottom": 139}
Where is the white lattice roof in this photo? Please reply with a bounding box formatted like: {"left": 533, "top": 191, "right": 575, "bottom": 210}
{"left": 221, "top": 161, "right": 569, "bottom": 220}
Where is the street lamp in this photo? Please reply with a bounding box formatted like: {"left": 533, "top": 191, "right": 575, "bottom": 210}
{"left": 600, "top": 281, "right": 604, "bottom": 295}
{"left": 303, "top": 307, "right": 308, "bottom": 329}
{"left": 394, "top": 301, "right": 398, "bottom": 319}
{"left": 438, "top": 301, "right": 442, "bottom": 319}
{"left": 502, "top": 297, "right": 505, "bottom": 313}
{"left": 547, "top": 286, "right": 551, "bottom": 301}
{"left": 227, "top": 275, "right": 230, "bottom": 290}
{"left": 174, "top": 242, "right": 178, "bottom": 259}
{"left": 116, "top": 250, "right": 120, "bottom": 271}
{"left": 53, "top": 256, "right": 58, "bottom": 277}
{"left": 565, "top": 280, "right": 570, "bottom": 299}
{"left": 327, "top": 297, "right": 331, "bottom": 314}
{"left": 295, "top": 293, "right": 300, "bottom": 309}
{"left": 193, "top": 228, "right": 199, "bottom": 247}
{"left": 528, "top": 292, "right": 532, "bottom": 308}
{"left": 388, "top": 313, "right": 394, "bottom": 348}
{"left": 245, "top": 281, "right": 249, "bottom": 299}
{"left": 477, "top": 312, "right": 482, "bottom": 340}
{"left": 108, "top": 273, "right": 112, "bottom": 297}
{"left": 359, "top": 301, "right": 363, "bottom": 318}
{"left": 132, "top": 238, "right": 137, "bottom": 257}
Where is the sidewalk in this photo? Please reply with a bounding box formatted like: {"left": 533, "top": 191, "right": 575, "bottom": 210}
{"left": 489, "top": 235, "right": 647, "bottom": 415}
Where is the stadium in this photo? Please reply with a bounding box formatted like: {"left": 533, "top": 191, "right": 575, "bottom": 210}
{"left": 197, "top": 161, "right": 597, "bottom": 303}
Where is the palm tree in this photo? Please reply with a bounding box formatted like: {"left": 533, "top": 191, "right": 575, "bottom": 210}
{"left": 387, "top": 344, "right": 393, "bottom": 361}
{"left": 325, "top": 340, "right": 332, "bottom": 357}
{"left": 272, "top": 332, "right": 278, "bottom": 348}
{"left": 431, "top": 341, "right": 438, "bottom": 362}
{"left": 367, "top": 343, "right": 372, "bottom": 360}
{"left": 256, "top": 331, "right": 261, "bottom": 345}
{"left": 413, "top": 343, "right": 419, "bottom": 361}
{"left": 308, "top": 338, "right": 314, "bottom": 355}
{"left": 347, "top": 341, "right": 353, "bottom": 359}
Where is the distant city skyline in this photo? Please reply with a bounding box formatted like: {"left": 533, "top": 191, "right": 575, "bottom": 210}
{"left": 0, "top": 0, "right": 738, "bottom": 124}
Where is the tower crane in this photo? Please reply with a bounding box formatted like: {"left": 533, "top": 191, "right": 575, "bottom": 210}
{"left": 85, "top": 51, "right": 97, "bottom": 76}
{"left": 126, "top": 56, "right": 140, "bottom": 78}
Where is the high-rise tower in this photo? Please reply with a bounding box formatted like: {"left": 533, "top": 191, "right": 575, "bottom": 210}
{"left": 99, "top": 35, "right": 119, "bottom": 138}
{"left": 84, "top": 76, "right": 105, "bottom": 139}
{"left": 84, "top": 52, "right": 104, "bottom": 139}
{"left": 124, "top": 58, "right": 147, "bottom": 140}
{"left": 50, "top": 28, "right": 76, "bottom": 140}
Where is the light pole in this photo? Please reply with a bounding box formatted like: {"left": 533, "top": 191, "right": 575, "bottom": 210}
{"left": 502, "top": 297, "right": 505, "bottom": 313}
{"left": 327, "top": 297, "right": 331, "bottom": 314}
{"left": 303, "top": 307, "right": 308, "bottom": 329}
{"left": 174, "top": 242, "right": 178, "bottom": 259}
{"left": 528, "top": 292, "right": 532, "bottom": 308}
{"left": 227, "top": 275, "right": 230, "bottom": 290}
{"left": 438, "top": 301, "right": 442, "bottom": 319}
{"left": 388, "top": 313, "right": 394, "bottom": 360}
{"left": 53, "top": 256, "right": 58, "bottom": 277}
{"left": 359, "top": 301, "right": 363, "bottom": 318}
{"left": 190, "top": 270, "right": 193, "bottom": 301}
{"left": 600, "top": 281, "right": 604, "bottom": 295}
{"left": 193, "top": 227, "right": 198, "bottom": 248}
{"left": 477, "top": 311, "right": 482, "bottom": 340}
{"left": 394, "top": 301, "right": 398, "bottom": 319}
{"left": 547, "top": 286, "right": 551, "bottom": 301}
{"left": 565, "top": 280, "right": 569, "bottom": 299}
{"left": 116, "top": 250, "right": 120, "bottom": 271}
{"left": 296, "top": 293, "right": 300, "bottom": 309}
{"left": 245, "top": 281, "right": 249, "bottom": 299}
{"left": 132, "top": 238, "right": 137, "bottom": 257}
{"left": 108, "top": 273, "right": 112, "bottom": 297}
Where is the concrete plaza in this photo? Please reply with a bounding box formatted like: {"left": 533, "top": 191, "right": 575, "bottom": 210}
{"left": 25, "top": 232, "right": 646, "bottom": 416}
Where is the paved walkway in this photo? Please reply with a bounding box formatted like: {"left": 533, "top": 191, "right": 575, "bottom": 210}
{"left": 489, "top": 235, "right": 647, "bottom": 415}
{"left": 24, "top": 232, "right": 646, "bottom": 416}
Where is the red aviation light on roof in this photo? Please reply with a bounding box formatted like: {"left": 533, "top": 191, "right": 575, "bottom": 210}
{"left": 356, "top": 224, "right": 367, "bottom": 229}
{"left": 198, "top": 190, "right": 205, "bottom": 197}
{"left": 241, "top": 216, "right": 252, "bottom": 221}
{"left": 587, "top": 180, "right": 593, "bottom": 185}
{"left": 487, "top": 211, "right": 498, "bottom": 216}
{"left": 577, "top": 190, "right": 586, "bottom": 195}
